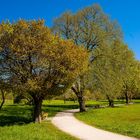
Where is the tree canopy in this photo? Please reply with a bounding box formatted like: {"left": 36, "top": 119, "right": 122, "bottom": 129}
{"left": 52, "top": 4, "right": 123, "bottom": 111}
{"left": 91, "top": 40, "right": 139, "bottom": 106}
{"left": 0, "top": 20, "right": 89, "bottom": 122}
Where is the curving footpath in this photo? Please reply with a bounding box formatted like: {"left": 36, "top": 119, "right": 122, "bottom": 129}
{"left": 52, "top": 109, "right": 139, "bottom": 140}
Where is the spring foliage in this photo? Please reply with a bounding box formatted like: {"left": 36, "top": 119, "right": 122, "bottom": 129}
{"left": 0, "top": 20, "right": 88, "bottom": 122}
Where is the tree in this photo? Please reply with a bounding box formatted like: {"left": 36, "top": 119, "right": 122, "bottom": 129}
{"left": 121, "top": 60, "right": 140, "bottom": 104}
{"left": 111, "top": 41, "right": 140, "bottom": 104}
{"left": 0, "top": 20, "right": 88, "bottom": 122}
{"left": 56, "top": 89, "right": 77, "bottom": 103}
{"left": 90, "top": 40, "right": 136, "bottom": 107}
{"left": 53, "top": 4, "right": 122, "bottom": 111}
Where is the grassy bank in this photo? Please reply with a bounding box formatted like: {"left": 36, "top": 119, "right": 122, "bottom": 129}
{"left": 75, "top": 103, "right": 140, "bottom": 138}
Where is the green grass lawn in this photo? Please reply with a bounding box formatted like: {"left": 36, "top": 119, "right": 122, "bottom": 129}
{"left": 0, "top": 101, "right": 78, "bottom": 140}
{"left": 75, "top": 103, "right": 140, "bottom": 138}
{"left": 1, "top": 99, "right": 139, "bottom": 139}
{"left": 0, "top": 99, "right": 104, "bottom": 140}
{"left": 0, "top": 122, "right": 77, "bottom": 140}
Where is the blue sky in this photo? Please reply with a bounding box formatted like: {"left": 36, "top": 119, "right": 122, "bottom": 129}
{"left": 0, "top": 0, "right": 139, "bottom": 60}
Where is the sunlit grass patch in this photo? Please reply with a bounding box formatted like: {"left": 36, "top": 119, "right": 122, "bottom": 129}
{"left": 75, "top": 103, "right": 140, "bottom": 138}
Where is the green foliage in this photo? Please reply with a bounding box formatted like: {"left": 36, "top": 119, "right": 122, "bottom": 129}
{"left": 52, "top": 4, "right": 139, "bottom": 105}
{"left": 119, "top": 47, "right": 140, "bottom": 102}
{"left": 0, "top": 20, "right": 88, "bottom": 97}
{"left": 52, "top": 4, "right": 123, "bottom": 110}
{"left": 53, "top": 4, "right": 122, "bottom": 50}
{"left": 0, "top": 19, "right": 88, "bottom": 121}
{"left": 90, "top": 40, "right": 139, "bottom": 104}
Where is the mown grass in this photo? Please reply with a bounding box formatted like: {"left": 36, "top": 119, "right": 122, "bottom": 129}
{"left": 75, "top": 103, "right": 140, "bottom": 138}
{"left": 0, "top": 99, "right": 108, "bottom": 140}
{"left": 0, "top": 122, "right": 77, "bottom": 140}
{"left": 1, "top": 99, "right": 139, "bottom": 139}
{"left": 0, "top": 101, "right": 78, "bottom": 140}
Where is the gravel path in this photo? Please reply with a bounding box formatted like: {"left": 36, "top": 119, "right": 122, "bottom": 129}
{"left": 52, "top": 109, "right": 139, "bottom": 140}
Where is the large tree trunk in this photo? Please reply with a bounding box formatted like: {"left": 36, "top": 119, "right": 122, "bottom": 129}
{"left": 78, "top": 95, "right": 86, "bottom": 112}
{"left": 33, "top": 99, "right": 42, "bottom": 123}
{"left": 0, "top": 90, "right": 5, "bottom": 110}
{"left": 107, "top": 95, "right": 114, "bottom": 107}
{"left": 71, "top": 87, "right": 86, "bottom": 112}
{"left": 108, "top": 99, "right": 114, "bottom": 107}
{"left": 63, "top": 95, "right": 66, "bottom": 104}
{"left": 125, "top": 92, "right": 129, "bottom": 104}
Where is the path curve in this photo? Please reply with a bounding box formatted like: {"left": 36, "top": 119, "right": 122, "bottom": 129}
{"left": 52, "top": 109, "right": 139, "bottom": 140}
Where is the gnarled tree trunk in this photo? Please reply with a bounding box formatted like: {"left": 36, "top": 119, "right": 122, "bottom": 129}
{"left": 107, "top": 95, "right": 114, "bottom": 107}
{"left": 77, "top": 95, "right": 86, "bottom": 112}
{"left": 33, "top": 98, "right": 43, "bottom": 123}
{"left": 71, "top": 87, "right": 86, "bottom": 112}
{"left": 125, "top": 92, "right": 129, "bottom": 104}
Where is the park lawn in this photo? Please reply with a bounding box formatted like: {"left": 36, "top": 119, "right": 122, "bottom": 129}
{"left": 1, "top": 99, "right": 105, "bottom": 140}
{"left": 75, "top": 103, "right": 140, "bottom": 138}
{"left": 1, "top": 100, "right": 139, "bottom": 139}
{"left": 0, "top": 122, "right": 77, "bottom": 140}
{"left": 0, "top": 103, "right": 78, "bottom": 140}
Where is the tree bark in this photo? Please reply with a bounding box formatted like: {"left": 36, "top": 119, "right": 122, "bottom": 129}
{"left": 77, "top": 95, "right": 86, "bottom": 112}
{"left": 125, "top": 92, "right": 129, "bottom": 104}
{"left": 107, "top": 95, "right": 114, "bottom": 107}
{"left": 33, "top": 99, "right": 42, "bottom": 123}
{"left": 63, "top": 95, "right": 66, "bottom": 104}
{"left": 0, "top": 90, "right": 5, "bottom": 110}
{"left": 71, "top": 86, "right": 86, "bottom": 112}
{"left": 108, "top": 99, "right": 114, "bottom": 107}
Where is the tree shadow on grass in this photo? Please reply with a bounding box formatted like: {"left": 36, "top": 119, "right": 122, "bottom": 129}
{"left": 0, "top": 115, "right": 32, "bottom": 126}
{"left": 44, "top": 104, "right": 79, "bottom": 109}
{"left": 44, "top": 104, "right": 95, "bottom": 109}
{"left": 42, "top": 104, "right": 100, "bottom": 117}
{"left": 42, "top": 104, "right": 79, "bottom": 117}
{"left": 0, "top": 105, "right": 32, "bottom": 126}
